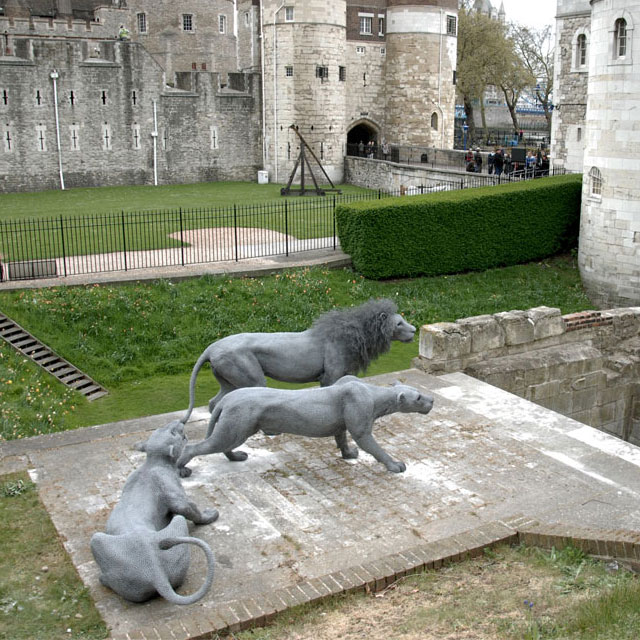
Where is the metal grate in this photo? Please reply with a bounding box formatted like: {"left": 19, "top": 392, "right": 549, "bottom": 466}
{"left": 0, "top": 312, "right": 108, "bottom": 401}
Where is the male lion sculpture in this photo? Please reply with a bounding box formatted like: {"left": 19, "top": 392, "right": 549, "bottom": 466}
{"left": 177, "top": 376, "right": 434, "bottom": 475}
{"left": 181, "top": 299, "right": 415, "bottom": 424}
{"left": 90, "top": 420, "right": 218, "bottom": 605}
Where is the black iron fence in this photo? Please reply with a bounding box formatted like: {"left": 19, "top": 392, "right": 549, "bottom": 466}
{"left": 0, "top": 171, "right": 570, "bottom": 282}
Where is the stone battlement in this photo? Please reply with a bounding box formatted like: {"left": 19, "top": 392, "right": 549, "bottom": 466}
{"left": 414, "top": 306, "right": 640, "bottom": 443}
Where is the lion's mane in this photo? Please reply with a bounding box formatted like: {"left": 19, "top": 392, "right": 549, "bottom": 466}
{"left": 310, "top": 298, "right": 398, "bottom": 373}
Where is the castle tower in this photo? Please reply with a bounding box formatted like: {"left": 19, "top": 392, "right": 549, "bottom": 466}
{"left": 384, "top": 0, "right": 458, "bottom": 148}
{"left": 261, "top": 0, "right": 347, "bottom": 184}
{"left": 578, "top": 0, "right": 640, "bottom": 306}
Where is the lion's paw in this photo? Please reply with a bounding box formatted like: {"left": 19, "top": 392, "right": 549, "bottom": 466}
{"left": 201, "top": 508, "right": 219, "bottom": 524}
{"left": 225, "top": 450, "right": 248, "bottom": 462}
{"left": 179, "top": 466, "right": 193, "bottom": 478}
{"left": 387, "top": 461, "right": 406, "bottom": 473}
{"left": 341, "top": 447, "right": 359, "bottom": 460}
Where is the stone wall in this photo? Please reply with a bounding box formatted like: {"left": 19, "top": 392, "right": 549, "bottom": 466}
{"left": 345, "top": 154, "right": 488, "bottom": 191}
{"left": 414, "top": 307, "right": 640, "bottom": 444}
{"left": 0, "top": 38, "right": 262, "bottom": 192}
{"left": 549, "top": 1, "right": 590, "bottom": 172}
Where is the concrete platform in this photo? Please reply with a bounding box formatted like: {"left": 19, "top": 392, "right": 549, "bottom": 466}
{"left": 3, "top": 369, "right": 640, "bottom": 639}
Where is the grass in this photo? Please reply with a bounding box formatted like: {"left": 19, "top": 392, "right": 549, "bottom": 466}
{"left": 0, "top": 181, "right": 374, "bottom": 220}
{"left": 0, "top": 255, "right": 591, "bottom": 437}
{"left": 0, "top": 472, "right": 108, "bottom": 640}
{"left": 225, "top": 544, "right": 640, "bottom": 640}
{"left": 0, "top": 183, "right": 376, "bottom": 261}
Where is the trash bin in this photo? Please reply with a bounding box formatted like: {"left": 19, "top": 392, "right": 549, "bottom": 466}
{"left": 257, "top": 170, "right": 269, "bottom": 184}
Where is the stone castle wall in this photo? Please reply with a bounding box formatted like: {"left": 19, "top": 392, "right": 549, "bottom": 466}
{"left": 385, "top": 4, "right": 457, "bottom": 148}
{"left": 0, "top": 39, "right": 262, "bottom": 192}
{"left": 414, "top": 307, "right": 640, "bottom": 444}
{"left": 549, "top": 1, "right": 590, "bottom": 172}
{"left": 578, "top": 1, "right": 640, "bottom": 308}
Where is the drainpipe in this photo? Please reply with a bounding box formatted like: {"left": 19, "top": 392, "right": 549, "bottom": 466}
{"left": 151, "top": 100, "right": 158, "bottom": 186}
{"left": 438, "top": 9, "right": 444, "bottom": 149}
{"left": 260, "top": 2, "right": 267, "bottom": 170}
{"left": 50, "top": 70, "right": 65, "bottom": 190}
{"left": 273, "top": 1, "right": 286, "bottom": 184}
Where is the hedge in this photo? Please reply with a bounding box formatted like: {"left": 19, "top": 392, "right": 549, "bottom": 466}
{"left": 335, "top": 174, "right": 582, "bottom": 279}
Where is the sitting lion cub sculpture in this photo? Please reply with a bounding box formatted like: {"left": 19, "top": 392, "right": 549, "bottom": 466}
{"left": 177, "top": 376, "right": 434, "bottom": 476}
{"left": 91, "top": 420, "right": 218, "bottom": 605}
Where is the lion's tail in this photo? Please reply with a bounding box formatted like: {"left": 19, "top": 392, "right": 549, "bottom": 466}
{"left": 155, "top": 536, "right": 215, "bottom": 605}
{"left": 181, "top": 348, "right": 212, "bottom": 424}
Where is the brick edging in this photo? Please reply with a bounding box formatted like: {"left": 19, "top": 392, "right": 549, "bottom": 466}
{"left": 107, "top": 518, "right": 640, "bottom": 640}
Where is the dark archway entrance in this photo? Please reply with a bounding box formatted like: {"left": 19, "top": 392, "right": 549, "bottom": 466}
{"left": 347, "top": 122, "right": 378, "bottom": 157}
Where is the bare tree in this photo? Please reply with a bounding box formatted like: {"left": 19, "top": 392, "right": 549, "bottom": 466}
{"left": 511, "top": 25, "right": 555, "bottom": 129}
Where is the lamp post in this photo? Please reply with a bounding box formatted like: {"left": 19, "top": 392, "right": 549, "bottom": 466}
{"left": 50, "top": 70, "right": 65, "bottom": 190}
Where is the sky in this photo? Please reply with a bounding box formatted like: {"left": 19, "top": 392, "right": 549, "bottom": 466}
{"left": 498, "top": 0, "right": 557, "bottom": 31}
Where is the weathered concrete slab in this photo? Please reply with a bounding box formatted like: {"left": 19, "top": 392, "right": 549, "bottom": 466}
{"left": 4, "top": 369, "right": 640, "bottom": 638}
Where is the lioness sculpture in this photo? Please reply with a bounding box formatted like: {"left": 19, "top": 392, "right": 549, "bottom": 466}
{"left": 181, "top": 299, "right": 416, "bottom": 424}
{"left": 177, "top": 376, "right": 434, "bottom": 475}
{"left": 90, "top": 420, "right": 218, "bottom": 605}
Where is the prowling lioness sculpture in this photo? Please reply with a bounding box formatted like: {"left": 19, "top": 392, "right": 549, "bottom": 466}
{"left": 180, "top": 299, "right": 416, "bottom": 424}
{"left": 177, "top": 376, "right": 434, "bottom": 476}
{"left": 91, "top": 420, "right": 218, "bottom": 605}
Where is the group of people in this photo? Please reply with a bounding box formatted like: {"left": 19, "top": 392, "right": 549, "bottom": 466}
{"left": 465, "top": 147, "right": 550, "bottom": 178}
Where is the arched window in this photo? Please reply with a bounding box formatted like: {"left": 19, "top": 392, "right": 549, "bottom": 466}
{"left": 615, "top": 18, "right": 627, "bottom": 58}
{"left": 589, "top": 167, "right": 602, "bottom": 197}
{"left": 577, "top": 34, "right": 587, "bottom": 66}
{"left": 431, "top": 112, "right": 438, "bottom": 130}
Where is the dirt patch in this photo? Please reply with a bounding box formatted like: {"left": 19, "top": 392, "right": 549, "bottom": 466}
{"left": 169, "top": 227, "right": 294, "bottom": 247}
{"left": 231, "top": 545, "right": 632, "bottom": 640}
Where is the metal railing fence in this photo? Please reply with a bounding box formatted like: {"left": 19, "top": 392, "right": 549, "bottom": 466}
{"left": 0, "top": 170, "right": 570, "bottom": 281}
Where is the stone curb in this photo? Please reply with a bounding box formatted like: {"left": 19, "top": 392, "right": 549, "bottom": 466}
{"left": 108, "top": 519, "right": 640, "bottom": 640}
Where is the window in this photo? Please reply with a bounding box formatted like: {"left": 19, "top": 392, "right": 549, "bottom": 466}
{"left": 285, "top": 6, "right": 294, "bottom": 22}
{"left": 356, "top": 46, "right": 365, "bottom": 54}
{"left": 244, "top": 12, "right": 249, "bottom": 27}
{"left": 339, "top": 66, "right": 346, "bottom": 81}
{"left": 431, "top": 112, "right": 438, "bottom": 130}
{"left": 102, "top": 123, "right": 112, "bottom": 150}
{"left": 577, "top": 127, "right": 582, "bottom": 142}
{"left": 219, "top": 14, "right": 226, "bottom": 34}
{"left": 380, "top": 47, "right": 386, "bottom": 55}
{"left": 182, "top": 14, "right": 193, "bottom": 32}
{"left": 316, "top": 66, "right": 329, "bottom": 80}
{"left": 360, "top": 16, "right": 372, "bottom": 35}
{"left": 577, "top": 34, "right": 587, "bottom": 66}
{"left": 285, "top": 65, "right": 293, "bottom": 77}
{"left": 137, "top": 12, "right": 147, "bottom": 33}
{"left": 69, "top": 123, "right": 80, "bottom": 150}
{"left": 36, "top": 125, "right": 47, "bottom": 151}
{"left": 589, "top": 166, "right": 602, "bottom": 197}
{"left": 210, "top": 126, "right": 219, "bottom": 150}
{"left": 132, "top": 123, "right": 141, "bottom": 150}
{"left": 3, "top": 126, "right": 13, "bottom": 152}
{"left": 378, "top": 16, "right": 384, "bottom": 36}
{"left": 615, "top": 18, "right": 627, "bottom": 58}
{"left": 447, "top": 15, "right": 457, "bottom": 36}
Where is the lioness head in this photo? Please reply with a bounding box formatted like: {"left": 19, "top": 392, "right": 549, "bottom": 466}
{"left": 393, "top": 383, "right": 434, "bottom": 415}
{"left": 134, "top": 420, "right": 187, "bottom": 462}
{"left": 390, "top": 313, "right": 416, "bottom": 343}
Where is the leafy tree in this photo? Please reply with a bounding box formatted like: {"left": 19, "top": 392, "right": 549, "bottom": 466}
{"left": 456, "top": 4, "right": 514, "bottom": 146}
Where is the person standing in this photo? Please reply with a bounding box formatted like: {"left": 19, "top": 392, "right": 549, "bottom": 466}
{"left": 494, "top": 148, "right": 504, "bottom": 177}
{"left": 488, "top": 149, "right": 495, "bottom": 175}
{"left": 474, "top": 147, "right": 483, "bottom": 173}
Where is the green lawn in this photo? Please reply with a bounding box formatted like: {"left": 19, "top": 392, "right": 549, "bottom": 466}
{"left": 0, "top": 181, "right": 373, "bottom": 219}
{"left": 0, "top": 182, "right": 375, "bottom": 261}
{"left": 0, "top": 257, "right": 591, "bottom": 438}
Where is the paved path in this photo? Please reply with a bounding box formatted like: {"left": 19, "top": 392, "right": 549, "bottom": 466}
{"left": 0, "top": 246, "right": 351, "bottom": 291}
{"left": 3, "top": 369, "right": 640, "bottom": 638}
